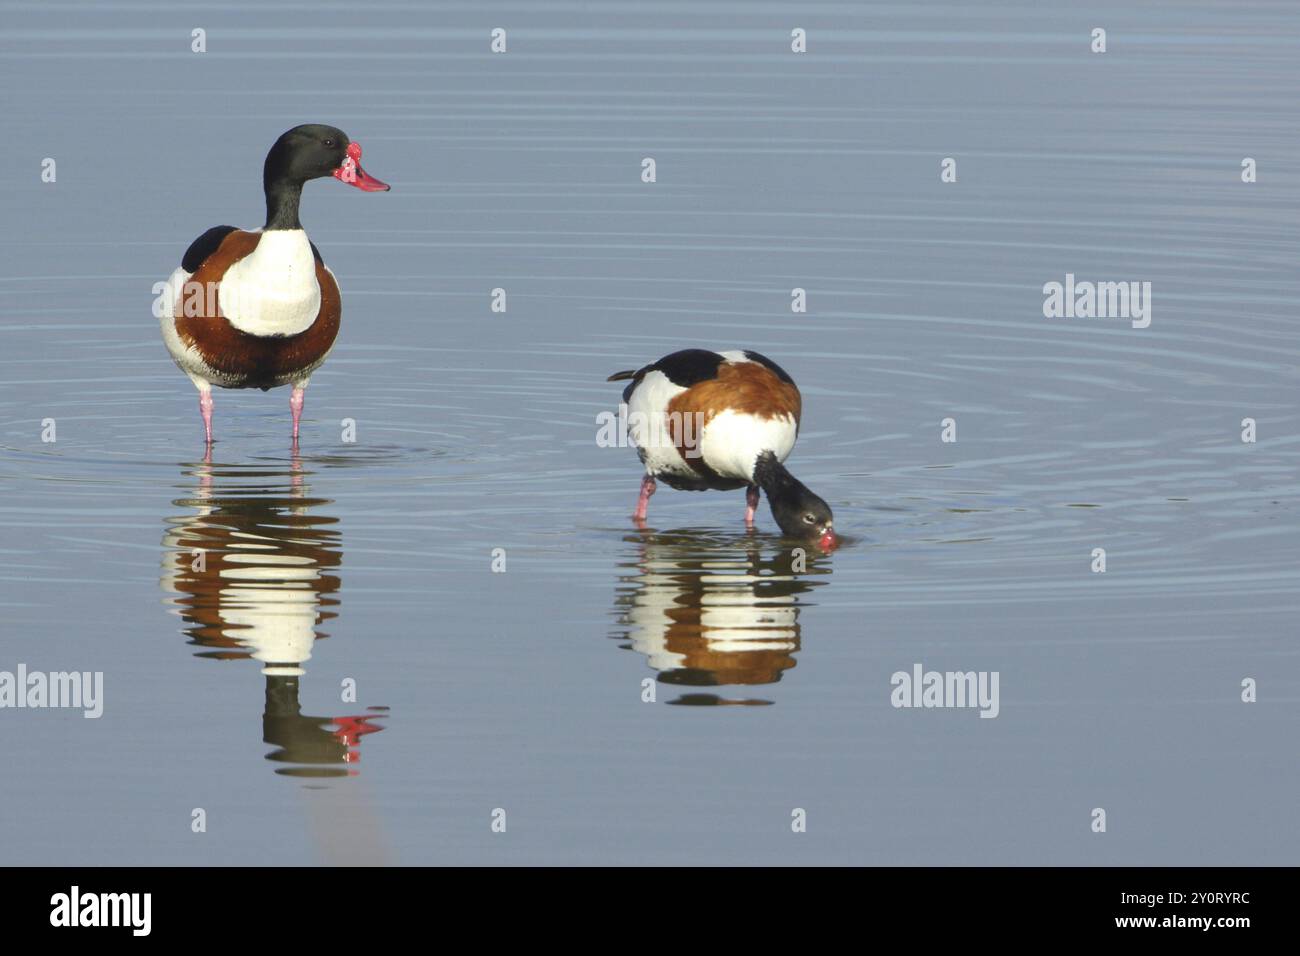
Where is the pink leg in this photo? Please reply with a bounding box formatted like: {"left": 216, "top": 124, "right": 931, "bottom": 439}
{"left": 633, "top": 474, "right": 656, "bottom": 522}
{"left": 290, "top": 386, "right": 305, "bottom": 441}
{"left": 745, "top": 485, "right": 760, "bottom": 526}
{"left": 198, "top": 389, "right": 213, "bottom": 445}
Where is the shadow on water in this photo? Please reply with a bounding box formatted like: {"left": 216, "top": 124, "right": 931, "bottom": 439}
{"left": 159, "top": 453, "right": 389, "bottom": 779}
{"left": 610, "top": 527, "right": 834, "bottom": 706}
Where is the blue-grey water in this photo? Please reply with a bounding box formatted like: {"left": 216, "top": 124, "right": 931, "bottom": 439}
{"left": 1, "top": 1, "right": 1297, "bottom": 865}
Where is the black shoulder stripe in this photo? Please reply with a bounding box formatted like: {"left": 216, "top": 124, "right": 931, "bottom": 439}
{"left": 650, "top": 349, "right": 726, "bottom": 389}
{"left": 742, "top": 350, "right": 795, "bottom": 385}
{"left": 615, "top": 349, "right": 727, "bottom": 403}
{"left": 310, "top": 240, "right": 324, "bottom": 266}
{"left": 619, "top": 364, "right": 654, "bottom": 403}
{"left": 181, "top": 225, "right": 238, "bottom": 273}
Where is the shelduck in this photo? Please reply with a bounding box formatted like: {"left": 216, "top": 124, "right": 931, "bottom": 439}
{"left": 159, "top": 124, "right": 390, "bottom": 443}
{"left": 607, "top": 348, "right": 838, "bottom": 549}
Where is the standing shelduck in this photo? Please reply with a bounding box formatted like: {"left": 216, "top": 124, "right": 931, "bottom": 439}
{"left": 608, "top": 348, "right": 838, "bottom": 550}
{"left": 159, "top": 124, "right": 389, "bottom": 443}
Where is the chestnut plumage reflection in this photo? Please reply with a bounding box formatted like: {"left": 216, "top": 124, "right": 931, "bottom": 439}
{"left": 161, "top": 455, "right": 388, "bottom": 777}
{"left": 611, "top": 527, "right": 833, "bottom": 706}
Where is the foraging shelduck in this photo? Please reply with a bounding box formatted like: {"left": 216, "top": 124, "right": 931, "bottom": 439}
{"left": 607, "top": 349, "right": 838, "bottom": 549}
{"left": 159, "top": 124, "right": 390, "bottom": 443}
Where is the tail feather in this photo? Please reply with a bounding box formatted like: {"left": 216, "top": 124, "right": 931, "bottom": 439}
{"left": 606, "top": 369, "right": 637, "bottom": 382}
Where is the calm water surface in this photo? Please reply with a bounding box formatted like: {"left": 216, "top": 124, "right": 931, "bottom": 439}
{"left": 1, "top": 1, "right": 1297, "bottom": 864}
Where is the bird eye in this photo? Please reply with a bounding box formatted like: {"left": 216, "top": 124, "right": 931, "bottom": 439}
{"left": 323, "top": 138, "right": 336, "bottom": 147}
{"left": 802, "top": 513, "right": 816, "bottom": 524}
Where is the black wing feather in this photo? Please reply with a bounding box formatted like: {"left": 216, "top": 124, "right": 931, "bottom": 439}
{"left": 607, "top": 348, "right": 725, "bottom": 403}
{"left": 181, "top": 225, "right": 238, "bottom": 273}
{"left": 741, "top": 350, "right": 795, "bottom": 384}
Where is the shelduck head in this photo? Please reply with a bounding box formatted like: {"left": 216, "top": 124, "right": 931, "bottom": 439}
{"left": 261, "top": 124, "right": 390, "bottom": 230}
{"left": 754, "top": 452, "right": 838, "bottom": 551}
{"left": 770, "top": 484, "right": 837, "bottom": 551}
{"left": 264, "top": 124, "right": 390, "bottom": 195}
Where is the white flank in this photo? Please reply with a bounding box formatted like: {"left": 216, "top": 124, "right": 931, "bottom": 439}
{"left": 699, "top": 408, "right": 798, "bottom": 481}
{"left": 159, "top": 265, "right": 217, "bottom": 388}
{"left": 625, "top": 368, "right": 694, "bottom": 478}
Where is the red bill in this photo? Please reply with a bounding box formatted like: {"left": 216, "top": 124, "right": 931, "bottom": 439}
{"left": 333, "top": 142, "right": 390, "bottom": 192}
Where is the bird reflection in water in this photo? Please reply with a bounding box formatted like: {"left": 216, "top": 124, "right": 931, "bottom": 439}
{"left": 160, "top": 454, "right": 388, "bottom": 777}
{"left": 611, "top": 528, "right": 833, "bottom": 705}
